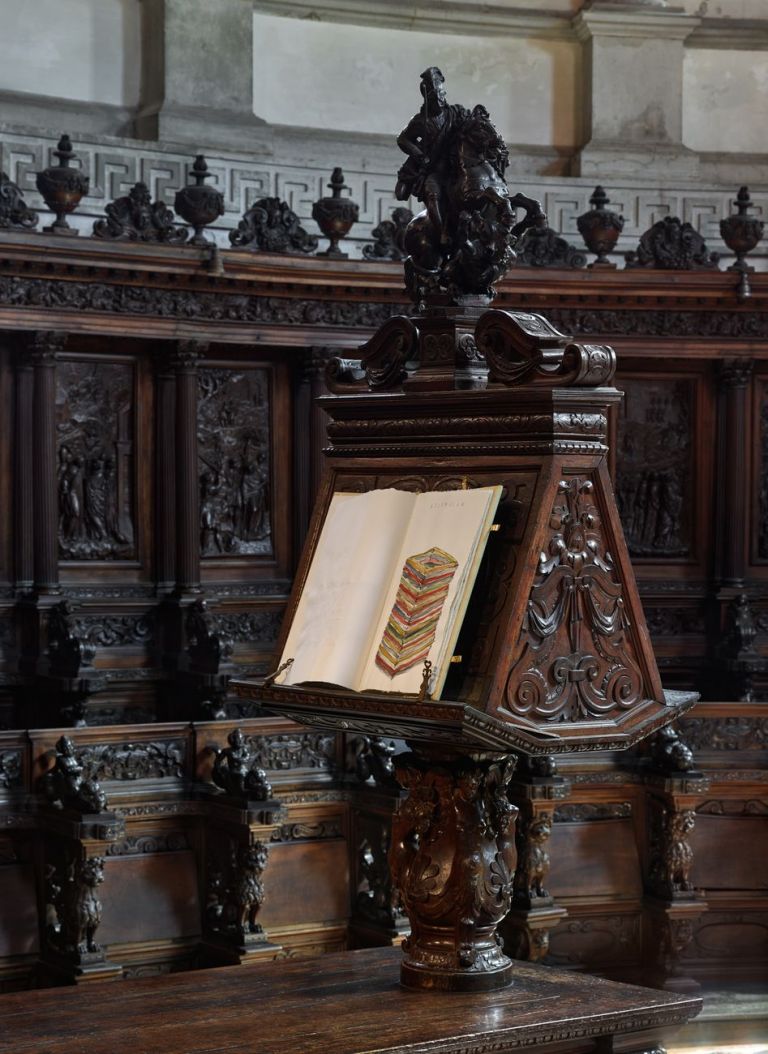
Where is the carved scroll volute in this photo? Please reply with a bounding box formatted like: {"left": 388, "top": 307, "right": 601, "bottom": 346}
{"left": 389, "top": 752, "right": 518, "bottom": 990}
{"left": 475, "top": 309, "right": 617, "bottom": 388}
{"left": 356, "top": 315, "right": 418, "bottom": 391}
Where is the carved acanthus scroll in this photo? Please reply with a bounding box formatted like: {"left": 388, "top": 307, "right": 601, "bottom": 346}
{"left": 505, "top": 478, "right": 645, "bottom": 723}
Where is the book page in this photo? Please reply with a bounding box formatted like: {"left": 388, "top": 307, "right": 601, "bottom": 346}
{"left": 277, "top": 488, "right": 416, "bottom": 688}
{"left": 358, "top": 486, "right": 502, "bottom": 697}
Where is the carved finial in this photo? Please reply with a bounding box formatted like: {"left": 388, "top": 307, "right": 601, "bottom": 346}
{"left": 577, "top": 185, "right": 624, "bottom": 269}
{"left": 312, "top": 168, "right": 359, "bottom": 259}
{"left": 418, "top": 659, "right": 433, "bottom": 701}
{"left": 35, "top": 132, "right": 89, "bottom": 235}
{"left": 174, "top": 155, "right": 225, "bottom": 247}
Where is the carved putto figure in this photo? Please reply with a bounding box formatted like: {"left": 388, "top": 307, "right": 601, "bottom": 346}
{"left": 211, "top": 727, "right": 273, "bottom": 800}
{"left": 93, "top": 181, "right": 188, "bottom": 243}
{"left": 395, "top": 67, "right": 544, "bottom": 304}
{"left": 42, "top": 734, "right": 108, "bottom": 813}
{"left": 649, "top": 725, "right": 696, "bottom": 774}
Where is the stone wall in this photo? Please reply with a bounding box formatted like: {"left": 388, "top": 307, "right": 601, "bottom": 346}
{"left": 1, "top": 0, "right": 767, "bottom": 264}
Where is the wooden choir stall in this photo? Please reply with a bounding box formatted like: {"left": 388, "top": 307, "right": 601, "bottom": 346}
{"left": 0, "top": 67, "right": 767, "bottom": 1054}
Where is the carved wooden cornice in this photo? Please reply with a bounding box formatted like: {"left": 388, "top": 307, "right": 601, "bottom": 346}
{"left": 0, "top": 235, "right": 767, "bottom": 346}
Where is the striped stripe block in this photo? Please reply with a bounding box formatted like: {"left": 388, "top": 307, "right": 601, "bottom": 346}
{"left": 375, "top": 547, "right": 458, "bottom": 678}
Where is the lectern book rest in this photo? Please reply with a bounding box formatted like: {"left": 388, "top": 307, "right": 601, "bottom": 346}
{"left": 276, "top": 486, "right": 502, "bottom": 698}
{"left": 234, "top": 68, "right": 698, "bottom": 993}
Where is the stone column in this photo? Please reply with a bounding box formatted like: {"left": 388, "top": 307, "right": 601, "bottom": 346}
{"left": 136, "top": 0, "right": 270, "bottom": 150}
{"left": 573, "top": 1, "right": 699, "bottom": 179}
{"left": 30, "top": 332, "right": 65, "bottom": 594}
{"left": 173, "top": 341, "right": 203, "bottom": 594}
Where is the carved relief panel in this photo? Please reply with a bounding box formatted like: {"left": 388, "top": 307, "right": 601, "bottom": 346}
{"left": 197, "top": 367, "right": 272, "bottom": 559}
{"left": 615, "top": 377, "right": 694, "bottom": 561}
{"left": 56, "top": 360, "right": 136, "bottom": 562}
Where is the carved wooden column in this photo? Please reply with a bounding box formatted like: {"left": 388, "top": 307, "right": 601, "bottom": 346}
{"left": 37, "top": 736, "right": 124, "bottom": 984}
{"left": 155, "top": 351, "right": 177, "bottom": 595}
{"left": 173, "top": 340, "right": 204, "bottom": 594}
{"left": 500, "top": 756, "right": 569, "bottom": 963}
{"left": 717, "top": 358, "right": 753, "bottom": 588}
{"left": 14, "top": 347, "right": 34, "bottom": 592}
{"left": 293, "top": 348, "right": 333, "bottom": 564}
{"left": 347, "top": 737, "right": 409, "bottom": 949}
{"left": 199, "top": 727, "right": 284, "bottom": 965}
{"left": 642, "top": 731, "right": 709, "bottom": 993}
{"left": 30, "top": 332, "right": 65, "bottom": 594}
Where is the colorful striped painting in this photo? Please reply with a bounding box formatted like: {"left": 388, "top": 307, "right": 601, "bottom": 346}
{"left": 375, "top": 547, "right": 459, "bottom": 678}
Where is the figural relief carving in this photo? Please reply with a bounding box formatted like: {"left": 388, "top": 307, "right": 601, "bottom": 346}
{"left": 56, "top": 360, "right": 135, "bottom": 561}
{"left": 197, "top": 368, "right": 272, "bottom": 557}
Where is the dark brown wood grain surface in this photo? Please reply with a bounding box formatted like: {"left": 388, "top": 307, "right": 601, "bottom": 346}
{"left": 0, "top": 946, "right": 700, "bottom": 1054}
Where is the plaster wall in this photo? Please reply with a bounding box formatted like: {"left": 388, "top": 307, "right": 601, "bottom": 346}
{"left": 0, "top": 0, "right": 141, "bottom": 107}
{"left": 252, "top": 12, "right": 582, "bottom": 148}
{"left": 683, "top": 48, "right": 768, "bottom": 154}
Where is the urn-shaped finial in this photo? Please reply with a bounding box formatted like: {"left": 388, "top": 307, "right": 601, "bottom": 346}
{"left": 35, "top": 134, "right": 90, "bottom": 236}
{"left": 174, "top": 155, "right": 225, "bottom": 247}
{"left": 576, "top": 186, "right": 624, "bottom": 270}
{"left": 721, "top": 186, "right": 764, "bottom": 270}
{"left": 312, "top": 167, "right": 359, "bottom": 259}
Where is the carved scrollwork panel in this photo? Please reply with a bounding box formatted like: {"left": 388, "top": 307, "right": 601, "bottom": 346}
{"left": 77, "top": 740, "right": 185, "bottom": 782}
{"left": 198, "top": 368, "right": 272, "bottom": 558}
{"left": 56, "top": 360, "right": 136, "bottom": 561}
{"left": 615, "top": 378, "right": 693, "bottom": 560}
{"left": 504, "top": 477, "right": 647, "bottom": 723}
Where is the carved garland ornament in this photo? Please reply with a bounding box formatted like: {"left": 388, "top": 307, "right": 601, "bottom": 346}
{"left": 505, "top": 478, "right": 644, "bottom": 722}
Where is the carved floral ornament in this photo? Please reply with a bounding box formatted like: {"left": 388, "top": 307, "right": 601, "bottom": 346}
{"left": 505, "top": 478, "right": 646, "bottom": 723}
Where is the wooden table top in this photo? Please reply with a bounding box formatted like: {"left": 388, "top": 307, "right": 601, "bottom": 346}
{"left": 0, "top": 947, "right": 701, "bottom": 1054}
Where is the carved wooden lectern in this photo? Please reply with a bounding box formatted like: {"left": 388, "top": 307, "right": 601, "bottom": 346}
{"left": 233, "top": 68, "right": 697, "bottom": 992}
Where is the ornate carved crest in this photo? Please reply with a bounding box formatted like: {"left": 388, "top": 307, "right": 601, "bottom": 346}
{"left": 625, "top": 216, "right": 719, "bottom": 270}
{"left": 93, "top": 181, "right": 188, "bottom": 243}
{"left": 514, "top": 226, "right": 586, "bottom": 269}
{"left": 0, "top": 171, "right": 38, "bottom": 229}
{"left": 229, "top": 196, "right": 317, "bottom": 254}
{"left": 505, "top": 478, "right": 646, "bottom": 722}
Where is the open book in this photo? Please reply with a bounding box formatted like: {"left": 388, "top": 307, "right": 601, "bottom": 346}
{"left": 276, "top": 485, "right": 502, "bottom": 698}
